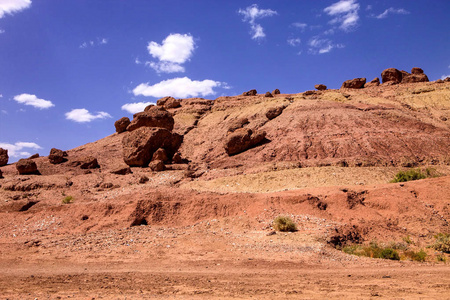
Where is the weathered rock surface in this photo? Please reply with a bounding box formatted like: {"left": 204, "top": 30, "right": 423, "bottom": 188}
{"left": 365, "top": 77, "right": 380, "bottom": 87}
{"left": 411, "top": 67, "right": 424, "bottom": 75}
{"left": 264, "top": 92, "right": 273, "bottom": 98}
{"left": 381, "top": 68, "right": 402, "bottom": 84}
{"left": 114, "top": 117, "right": 131, "bottom": 133}
{"left": 157, "top": 96, "right": 181, "bottom": 109}
{"left": 16, "top": 159, "right": 38, "bottom": 175}
{"left": 341, "top": 78, "right": 366, "bottom": 89}
{"left": 224, "top": 128, "right": 266, "bottom": 155}
{"left": 266, "top": 106, "right": 286, "bottom": 120}
{"left": 28, "top": 153, "right": 39, "bottom": 159}
{"left": 110, "top": 165, "right": 132, "bottom": 175}
{"left": 149, "top": 159, "right": 165, "bottom": 172}
{"left": 0, "top": 148, "right": 8, "bottom": 166}
{"left": 272, "top": 89, "right": 280, "bottom": 95}
{"left": 402, "top": 73, "right": 429, "bottom": 83}
{"left": 127, "top": 106, "right": 174, "bottom": 131}
{"left": 228, "top": 117, "right": 249, "bottom": 133}
{"left": 122, "top": 127, "right": 181, "bottom": 167}
{"left": 152, "top": 148, "right": 169, "bottom": 163}
{"left": 243, "top": 89, "right": 257, "bottom": 96}
{"left": 48, "top": 148, "right": 65, "bottom": 164}
{"left": 315, "top": 84, "right": 327, "bottom": 91}
{"left": 80, "top": 156, "right": 99, "bottom": 169}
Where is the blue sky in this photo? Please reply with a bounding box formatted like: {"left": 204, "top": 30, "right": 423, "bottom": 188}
{"left": 0, "top": 0, "right": 449, "bottom": 162}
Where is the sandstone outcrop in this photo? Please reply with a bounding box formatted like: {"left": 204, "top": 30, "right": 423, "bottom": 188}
{"left": 315, "top": 84, "right": 327, "bottom": 91}
{"left": 0, "top": 148, "right": 8, "bottom": 166}
{"left": 381, "top": 68, "right": 403, "bottom": 84}
{"left": 341, "top": 78, "right": 366, "bottom": 89}
{"left": 127, "top": 106, "right": 174, "bottom": 131}
{"left": 16, "top": 159, "right": 38, "bottom": 175}
{"left": 48, "top": 148, "right": 65, "bottom": 164}
{"left": 365, "top": 77, "right": 380, "bottom": 87}
{"left": 243, "top": 89, "right": 257, "bottom": 96}
{"left": 157, "top": 96, "right": 181, "bottom": 109}
{"left": 28, "top": 153, "right": 39, "bottom": 159}
{"left": 79, "top": 156, "right": 99, "bottom": 169}
{"left": 114, "top": 117, "right": 131, "bottom": 133}
{"left": 224, "top": 128, "right": 266, "bottom": 156}
{"left": 402, "top": 72, "right": 429, "bottom": 83}
{"left": 227, "top": 117, "right": 249, "bottom": 133}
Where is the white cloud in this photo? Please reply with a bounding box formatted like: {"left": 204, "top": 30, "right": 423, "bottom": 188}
{"left": 79, "top": 37, "right": 108, "bottom": 49}
{"left": 324, "top": 0, "right": 360, "bottom": 31}
{"left": 146, "top": 33, "right": 194, "bottom": 74}
{"left": 0, "top": 0, "right": 31, "bottom": 19}
{"left": 0, "top": 29, "right": 4, "bottom": 34}
{"left": 308, "top": 37, "right": 344, "bottom": 54}
{"left": 0, "top": 141, "right": 41, "bottom": 158}
{"left": 292, "top": 22, "right": 307, "bottom": 31}
{"left": 287, "top": 38, "right": 301, "bottom": 47}
{"left": 441, "top": 75, "right": 450, "bottom": 80}
{"left": 65, "top": 109, "right": 111, "bottom": 123}
{"left": 133, "top": 77, "right": 223, "bottom": 99}
{"left": 121, "top": 102, "right": 155, "bottom": 114}
{"left": 146, "top": 61, "right": 185, "bottom": 73}
{"left": 238, "top": 4, "right": 277, "bottom": 40}
{"left": 375, "top": 8, "right": 410, "bottom": 19}
{"left": 13, "top": 93, "right": 54, "bottom": 109}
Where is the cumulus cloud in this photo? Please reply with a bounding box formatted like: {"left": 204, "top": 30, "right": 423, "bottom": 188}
{"left": 146, "top": 61, "right": 185, "bottom": 73}
{"left": 375, "top": 8, "right": 410, "bottom": 19}
{"left": 0, "top": 0, "right": 31, "bottom": 19}
{"left": 0, "top": 141, "right": 41, "bottom": 158}
{"left": 133, "top": 77, "right": 223, "bottom": 99}
{"left": 13, "top": 93, "right": 54, "bottom": 109}
{"left": 287, "top": 38, "right": 301, "bottom": 47}
{"left": 324, "top": 0, "right": 360, "bottom": 31}
{"left": 238, "top": 4, "right": 277, "bottom": 40}
{"left": 121, "top": 102, "right": 155, "bottom": 114}
{"left": 65, "top": 109, "right": 111, "bottom": 123}
{"left": 308, "top": 37, "right": 344, "bottom": 54}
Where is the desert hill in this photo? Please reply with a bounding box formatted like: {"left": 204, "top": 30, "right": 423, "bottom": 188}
{"left": 0, "top": 70, "right": 450, "bottom": 298}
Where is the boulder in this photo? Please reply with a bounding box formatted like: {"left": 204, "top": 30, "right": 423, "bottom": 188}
{"left": 122, "top": 127, "right": 177, "bottom": 167}
{"left": 341, "top": 78, "right": 366, "bottom": 89}
{"left": 400, "top": 70, "right": 410, "bottom": 79}
{"left": 381, "top": 68, "right": 402, "bottom": 84}
{"left": 152, "top": 148, "right": 169, "bottom": 162}
{"left": 264, "top": 91, "right": 273, "bottom": 97}
{"left": 79, "top": 156, "right": 99, "bottom": 169}
{"left": 0, "top": 148, "right": 8, "bottom": 166}
{"left": 315, "top": 84, "right": 327, "bottom": 91}
{"left": 28, "top": 153, "right": 39, "bottom": 159}
{"left": 402, "top": 73, "right": 429, "bottom": 83}
{"left": 157, "top": 96, "right": 181, "bottom": 109}
{"left": 444, "top": 77, "right": 450, "bottom": 82}
{"left": 224, "top": 128, "right": 266, "bottom": 155}
{"left": 48, "top": 148, "right": 65, "bottom": 164}
{"left": 172, "top": 152, "right": 183, "bottom": 164}
{"left": 272, "top": 89, "right": 281, "bottom": 95}
{"left": 303, "top": 90, "right": 316, "bottom": 96}
{"left": 114, "top": 117, "right": 131, "bottom": 133}
{"left": 149, "top": 160, "right": 165, "bottom": 172}
{"left": 16, "top": 159, "right": 39, "bottom": 175}
{"left": 365, "top": 77, "right": 380, "bottom": 87}
{"left": 435, "top": 79, "right": 444, "bottom": 84}
{"left": 411, "top": 67, "right": 424, "bottom": 75}
{"left": 266, "top": 106, "right": 285, "bottom": 120}
{"left": 228, "top": 117, "right": 249, "bottom": 133}
{"left": 242, "top": 89, "right": 257, "bottom": 96}
{"left": 110, "top": 165, "right": 132, "bottom": 175}
{"left": 127, "top": 106, "right": 174, "bottom": 131}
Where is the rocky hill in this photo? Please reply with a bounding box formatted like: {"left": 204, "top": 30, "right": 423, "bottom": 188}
{"left": 0, "top": 68, "right": 449, "bottom": 298}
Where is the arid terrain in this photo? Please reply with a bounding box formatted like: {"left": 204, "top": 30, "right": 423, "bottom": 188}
{"left": 1, "top": 70, "right": 450, "bottom": 299}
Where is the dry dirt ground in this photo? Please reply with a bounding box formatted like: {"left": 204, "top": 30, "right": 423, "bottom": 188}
{"left": 1, "top": 81, "right": 450, "bottom": 299}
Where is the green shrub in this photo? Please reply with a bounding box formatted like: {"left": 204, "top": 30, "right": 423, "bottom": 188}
{"left": 380, "top": 248, "right": 400, "bottom": 260}
{"left": 62, "top": 195, "right": 73, "bottom": 204}
{"left": 431, "top": 233, "right": 450, "bottom": 253}
{"left": 391, "top": 168, "right": 427, "bottom": 183}
{"left": 436, "top": 255, "right": 446, "bottom": 262}
{"left": 273, "top": 216, "right": 297, "bottom": 232}
{"left": 403, "top": 249, "right": 427, "bottom": 262}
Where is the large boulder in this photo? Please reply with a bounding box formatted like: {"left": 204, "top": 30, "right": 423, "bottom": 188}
{"left": 114, "top": 117, "right": 131, "bottom": 133}
{"left": 272, "top": 89, "right": 281, "bottom": 95}
{"left": 16, "top": 159, "right": 38, "bottom": 175}
{"left": 152, "top": 148, "right": 169, "bottom": 163}
{"left": 402, "top": 73, "right": 429, "bottom": 83}
{"left": 243, "top": 89, "right": 257, "bottom": 96}
{"left": 122, "top": 127, "right": 181, "bottom": 167}
{"left": 411, "top": 67, "right": 424, "bottom": 75}
{"left": 149, "top": 160, "right": 165, "bottom": 172}
{"left": 79, "top": 156, "right": 99, "bottom": 169}
{"left": 365, "top": 77, "right": 380, "bottom": 87}
{"left": 264, "top": 91, "right": 273, "bottom": 98}
{"left": 48, "top": 148, "right": 65, "bottom": 164}
{"left": 341, "top": 78, "right": 366, "bottom": 89}
{"left": 381, "top": 68, "right": 402, "bottom": 84}
{"left": 127, "top": 106, "right": 174, "bottom": 131}
{"left": 266, "top": 106, "right": 285, "bottom": 120}
{"left": 315, "top": 84, "right": 327, "bottom": 91}
{"left": 0, "top": 148, "right": 8, "bottom": 166}
{"left": 157, "top": 96, "right": 181, "bottom": 109}
{"left": 224, "top": 128, "right": 266, "bottom": 155}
